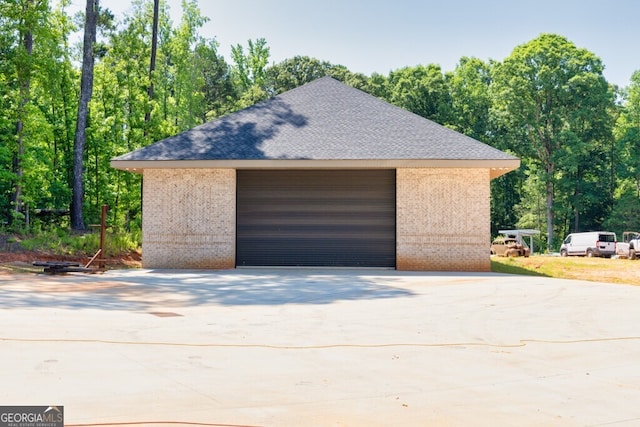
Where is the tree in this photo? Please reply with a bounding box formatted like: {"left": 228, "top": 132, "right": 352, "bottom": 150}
{"left": 26, "top": 0, "right": 79, "bottom": 222}
{"left": 87, "top": 0, "right": 157, "bottom": 230}
{"left": 12, "top": 0, "right": 35, "bottom": 222}
{"left": 265, "top": 56, "right": 338, "bottom": 95}
{"left": 85, "top": 0, "right": 218, "bottom": 229}
{"left": 447, "top": 57, "right": 493, "bottom": 140}
{"left": 231, "top": 38, "right": 269, "bottom": 91}
{"left": 386, "top": 64, "right": 452, "bottom": 124}
{"left": 0, "top": 30, "right": 14, "bottom": 221}
{"left": 167, "top": 0, "right": 209, "bottom": 130}
{"left": 231, "top": 38, "right": 270, "bottom": 107}
{"left": 0, "top": 0, "right": 229, "bottom": 231}
{"left": 615, "top": 71, "right": 640, "bottom": 194}
{"left": 71, "top": 0, "right": 99, "bottom": 230}
{"left": 264, "top": 56, "right": 371, "bottom": 96}
{"left": 607, "top": 70, "right": 640, "bottom": 231}
{"left": 0, "top": 0, "right": 52, "bottom": 228}
{"left": 197, "top": 40, "right": 234, "bottom": 120}
{"left": 491, "top": 34, "right": 614, "bottom": 250}
{"left": 144, "top": 0, "right": 159, "bottom": 130}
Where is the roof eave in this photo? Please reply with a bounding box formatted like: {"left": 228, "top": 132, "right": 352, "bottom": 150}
{"left": 110, "top": 158, "right": 520, "bottom": 179}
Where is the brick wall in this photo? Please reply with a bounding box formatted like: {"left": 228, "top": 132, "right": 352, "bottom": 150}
{"left": 142, "top": 168, "right": 235, "bottom": 269}
{"left": 141, "top": 167, "right": 491, "bottom": 271}
{"left": 396, "top": 168, "right": 491, "bottom": 271}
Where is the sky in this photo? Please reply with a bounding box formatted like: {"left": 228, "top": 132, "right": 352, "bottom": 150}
{"left": 69, "top": 0, "right": 639, "bottom": 88}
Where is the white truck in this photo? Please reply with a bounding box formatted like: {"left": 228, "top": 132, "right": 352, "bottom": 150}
{"left": 616, "top": 231, "right": 640, "bottom": 260}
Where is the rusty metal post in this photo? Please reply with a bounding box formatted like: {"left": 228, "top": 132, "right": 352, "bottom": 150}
{"left": 85, "top": 204, "right": 108, "bottom": 270}
{"left": 98, "top": 204, "right": 108, "bottom": 269}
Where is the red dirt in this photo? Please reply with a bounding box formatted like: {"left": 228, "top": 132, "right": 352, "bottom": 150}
{"left": 0, "top": 232, "right": 142, "bottom": 271}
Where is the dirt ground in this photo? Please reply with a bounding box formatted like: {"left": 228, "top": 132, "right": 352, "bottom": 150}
{"left": 0, "top": 233, "right": 142, "bottom": 273}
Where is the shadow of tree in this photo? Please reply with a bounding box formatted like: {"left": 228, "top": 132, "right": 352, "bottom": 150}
{"left": 119, "top": 98, "right": 309, "bottom": 161}
{"left": 0, "top": 269, "right": 417, "bottom": 310}
{"left": 490, "top": 259, "right": 550, "bottom": 278}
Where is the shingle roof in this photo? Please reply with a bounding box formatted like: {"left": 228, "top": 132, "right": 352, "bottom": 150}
{"left": 112, "top": 77, "right": 517, "bottom": 163}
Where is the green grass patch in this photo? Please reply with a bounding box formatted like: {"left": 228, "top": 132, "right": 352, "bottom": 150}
{"left": 490, "top": 257, "right": 548, "bottom": 277}
{"left": 491, "top": 255, "right": 640, "bottom": 285}
{"left": 17, "top": 228, "right": 141, "bottom": 257}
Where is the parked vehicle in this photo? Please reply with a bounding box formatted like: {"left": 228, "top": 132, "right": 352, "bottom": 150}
{"left": 615, "top": 231, "right": 640, "bottom": 260}
{"left": 560, "top": 231, "right": 616, "bottom": 258}
{"left": 490, "top": 236, "right": 530, "bottom": 257}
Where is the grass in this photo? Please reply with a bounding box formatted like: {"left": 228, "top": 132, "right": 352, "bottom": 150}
{"left": 491, "top": 255, "right": 640, "bottom": 285}
{"left": 1, "top": 229, "right": 142, "bottom": 272}
{"left": 2, "top": 228, "right": 141, "bottom": 258}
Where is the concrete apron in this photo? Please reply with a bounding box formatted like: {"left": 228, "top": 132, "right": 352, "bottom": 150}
{"left": 1, "top": 269, "right": 640, "bottom": 427}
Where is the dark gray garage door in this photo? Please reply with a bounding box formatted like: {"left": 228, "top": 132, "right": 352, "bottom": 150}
{"left": 236, "top": 170, "right": 396, "bottom": 267}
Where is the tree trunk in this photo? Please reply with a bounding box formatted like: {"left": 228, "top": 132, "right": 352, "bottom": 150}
{"left": 546, "top": 176, "right": 554, "bottom": 252}
{"left": 145, "top": 0, "right": 159, "bottom": 132}
{"left": 573, "top": 173, "right": 581, "bottom": 233}
{"left": 11, "top": 6, "right": 34, "bottom": 223}
{"left": 71, "top": 0, "right": 99, "bottom": 230}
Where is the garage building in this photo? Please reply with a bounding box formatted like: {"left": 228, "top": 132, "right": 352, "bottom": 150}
{"left": 111, "top": 77, "right": 519, "bottom": 271}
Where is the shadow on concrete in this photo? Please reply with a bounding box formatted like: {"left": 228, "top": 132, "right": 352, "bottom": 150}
{"left": 0, "top": 269, "right": 420, "bottom": 310}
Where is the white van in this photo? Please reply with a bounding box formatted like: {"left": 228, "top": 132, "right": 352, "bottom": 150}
{"left": 560, "top": 231, "right": 616, "bottom": 258}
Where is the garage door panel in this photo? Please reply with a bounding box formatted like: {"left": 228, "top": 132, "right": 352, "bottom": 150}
{"left": 241, "top": 214, "right": 394, "bottom": 226}
{"left": 238, "top": 226, "right": 395, "bottom": 239}
{"left": 239, "top": 239, "right": 395, "bottom": 267}
{"left": 236, "top": 170, "right": 396, "bottom": 267}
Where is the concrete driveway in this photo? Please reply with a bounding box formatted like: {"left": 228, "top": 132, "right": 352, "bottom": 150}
{"left": 1, "top": 268, "right": 640, "bottom": 426}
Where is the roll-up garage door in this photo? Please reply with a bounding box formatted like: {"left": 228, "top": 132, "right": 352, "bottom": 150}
{"left": 236, "top": 170, "right": 396, "bottom": 267}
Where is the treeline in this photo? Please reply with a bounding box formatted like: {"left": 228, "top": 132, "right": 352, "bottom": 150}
{"left": 1, "top": 0, "right": 639, "bottom": 251}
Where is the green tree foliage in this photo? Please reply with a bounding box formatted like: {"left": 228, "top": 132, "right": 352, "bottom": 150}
{"left": 34, "top": 2, "right": 78, "bottom": 213}
{"left": 447, "top": 57, "right": 492, "bottom": 140}
{"left": 615, "top": 71, "right": 640, "bottom": 190}
{"left": 265, "top": 56, "right": 340, "bottom": 94}
{"left": 491, "top": 34, "right": 615, "bottom": 249}
{"left": 80, "top": 0, "right": 222, "bottom": 230}
{"left": 198, "top": 40, "right": 235, "bottom": 120}
{"left": 86, "top": 0, "right": 152, "bottom": 229}
{"left": 607, "top": 70, "right": 640, "bottom": 232}
{"left": 0, "top": 16, "right": 636, "bottom": 251}
{"left": 167, "top": 0, "right": 209, "bottom": 129}
{"left": 0, "top": 0, "right": 71, "bottom": 228}
{"left": 605, "top": 180, "right": 640, "bottom": 232}
{"left": 231, "top": 37, "right": 270, "bottom": 107}
{"left": 386, "top": 64, "right": 452, "bottom": 124}
{"left": 264, "top": 56, "right": 371, "bottom": 96}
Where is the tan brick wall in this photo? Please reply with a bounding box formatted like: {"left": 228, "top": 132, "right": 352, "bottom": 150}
{"left": 396, "top": 168, "right": 491, "bottom": 271}
{"left": 142, "top": 168, "right": 235, "bottom": 269}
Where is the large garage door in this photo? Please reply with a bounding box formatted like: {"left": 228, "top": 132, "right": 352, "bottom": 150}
{"left": 236, "top": 170, "right": 396, "bottom": 267}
